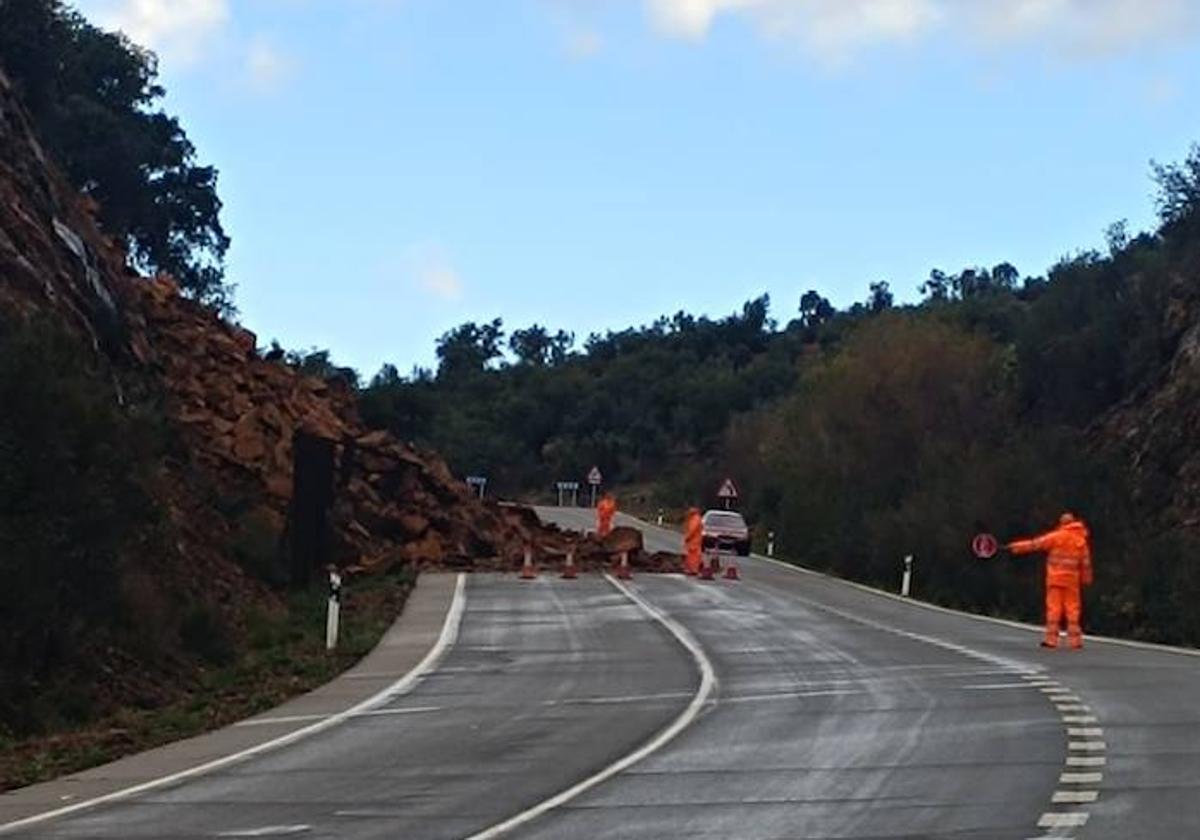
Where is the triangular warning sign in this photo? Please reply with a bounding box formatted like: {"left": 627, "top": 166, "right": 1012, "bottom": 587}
{"left": 717, "top": 478, "right": 739, "bottom": 499}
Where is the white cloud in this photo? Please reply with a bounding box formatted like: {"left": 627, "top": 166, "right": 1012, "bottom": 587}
{"left": 415, "top": 256, "right": 465, "bottom": 302}
{"left": 644, "top": 0, "right": 1200, "bottom": 63}
{"left": 245, "top": 38, "right": 296, "bottom": 92}
{"left": 88, "top": 0, "right": 230, "bottom": 64}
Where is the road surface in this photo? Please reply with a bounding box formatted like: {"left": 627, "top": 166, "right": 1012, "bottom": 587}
{"left": 5, "top": 508, "right": 1199, "bottom": 838}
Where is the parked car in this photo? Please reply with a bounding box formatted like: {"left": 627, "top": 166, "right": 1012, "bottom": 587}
{"left": 701, "top": 509, "right": 751, "bottom": 556}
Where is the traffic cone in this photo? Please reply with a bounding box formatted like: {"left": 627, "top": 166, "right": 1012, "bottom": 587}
{"left": 615, "top": 550, "right": 633, "bottom": 581}
{"left": 699, "top": 553, "right": 715, "bottom": 581}
{"left": 561, "top": 549, "right": 578, "bottom": 580}
{"left": 520, "top": 545, "right": 537, "bottom": 580}
{"left": 723, "top": 561, "right": 740, "bottom": 581}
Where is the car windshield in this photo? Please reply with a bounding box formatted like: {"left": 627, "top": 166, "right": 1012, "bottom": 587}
{"left": 704, "top": 512, "right": 746, "bottom": 529}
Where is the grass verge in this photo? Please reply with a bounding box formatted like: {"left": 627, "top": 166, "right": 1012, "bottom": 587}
{"left": 0, "top": 568, "right": 416, "bottom": 792}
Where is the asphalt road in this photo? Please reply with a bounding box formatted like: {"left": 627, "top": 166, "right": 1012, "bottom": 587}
{"left": 9, "top": 507, "right": 1200, "bottom": 839}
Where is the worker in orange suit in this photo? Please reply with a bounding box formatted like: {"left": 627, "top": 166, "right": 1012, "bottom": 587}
{"left": 1007, "top": 513, "right": 1093, "bottom": 649}
{"left": 684, "top": 507, "right": 703, "bottom": 576}
{"left": 596, "top": 493, "right": 617, "bottom": 538}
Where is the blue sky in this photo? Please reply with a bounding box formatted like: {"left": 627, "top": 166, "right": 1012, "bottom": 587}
{"left": 74, "top": 1, "right": 1200, "bottom": 376}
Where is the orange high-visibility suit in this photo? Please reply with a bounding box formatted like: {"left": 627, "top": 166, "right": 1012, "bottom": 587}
{"left": 596, "top": 494, "right": 617, "bottom": 538}
{"left": 684, "top": 507, "right": 703, "bottom": 575}
{"left": 1008, "top": 513, "right": 1093, "bottom": 649}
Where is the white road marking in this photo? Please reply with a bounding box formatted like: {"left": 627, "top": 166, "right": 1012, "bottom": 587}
{"left": 1055, "top": 703, "right": 1089, "bottom": 712}
{"left": 1068, "top": 741, "right": 1107, "bottom": 751}
{"left": 544, "top": 691, "right": 695, "bottom": 707}
{"left": 1038, "top": 812, "right": 1089, "bottom": 828}
{"left": 1061, "top": 715, "right": 1097, "bottom": 724}
{"left": 234, "top": 705, "right": 444, "bottom": 727}
{"left": 217, "top": 827, "right": 310, "bottom": 837}
{"left": 960, "top": 682, "right": 1037, "bottom": 690}
{"left": 1053, "top": 790, "right": 1100, "bottom": 804}
{"left": 1060, "top": 772, "right": 1103, "bottom": 784}
{"left": 463, "top": 574, "right": 717, "bottom": 840}
{"left": 0, "top": 575, "right": 468, "bottom": 836}
{"left": 1066, "top": 756, "right": 1107, "bottom": 767}
{"left": 1067, "top": 727, "right": 1104, "bottom": 737}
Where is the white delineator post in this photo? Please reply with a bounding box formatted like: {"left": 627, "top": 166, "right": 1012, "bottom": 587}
{"left": 767, "top": 531, "right": 775, "bottom": 558}
{"left": 901, "top": 555, "right": 913, "bottom": 598}
{"left": 326, "top": 567, "right": 343, "bottom": 651}
{"left": 657, "top": 509, "right": 664, "bottom": 526}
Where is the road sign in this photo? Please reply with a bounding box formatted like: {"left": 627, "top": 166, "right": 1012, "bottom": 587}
{"left": 972, "top": 533, "right": 999, "bottom": 559}
{"left": 717, "top": 478, "right": 739, "bottom": 510}
{"left": 587, "top": 466, "right": 603, "bottom": 486}
{"left": 555, "top": 481, "right": 580, "bottom": 507}
{"left": 465, "top": 475, "right": 487, "bottom": 500}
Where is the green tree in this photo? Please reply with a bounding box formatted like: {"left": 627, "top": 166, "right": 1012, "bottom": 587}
{"left": 0, "top": 0, "right": 231, "bottom": 307}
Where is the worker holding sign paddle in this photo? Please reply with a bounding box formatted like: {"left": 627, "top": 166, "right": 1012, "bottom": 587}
{"left": 976, "top": 513, "right": 1093, "bottom": 650}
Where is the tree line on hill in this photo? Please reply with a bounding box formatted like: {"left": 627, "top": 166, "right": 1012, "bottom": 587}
{"left": 352, "top": 147, "right": 1200, "bottom": 645}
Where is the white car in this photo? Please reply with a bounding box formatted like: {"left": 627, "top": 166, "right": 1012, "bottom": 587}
{"left": 701, "top": 510, "right": 751, "bottom": 556}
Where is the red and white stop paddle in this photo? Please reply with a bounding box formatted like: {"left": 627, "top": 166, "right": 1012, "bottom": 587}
{"left": 972, "top": 532, "right": 999, "bottom": 559}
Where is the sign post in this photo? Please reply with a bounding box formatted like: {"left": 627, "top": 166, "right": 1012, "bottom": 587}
{"left": 465, "top": 475, "right": 487, "bottom": 500}
{"left": 717, "top": 478, "right": 739, "bottom": 510}
{"left": 587, "top": 466, "right": 603, "bottom": 508}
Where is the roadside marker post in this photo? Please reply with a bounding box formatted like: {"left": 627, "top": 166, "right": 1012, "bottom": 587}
{"left": 657, "top": 508, "right": 664, "bottom": 526}
{"left": 767, "top": 531, "right": 775, "bottom": 558}
{"left": 901, "top": 555, "right": 913, "bottom": 598}
{"left": 325, "top": 566, "right": 342, "bottom": 651}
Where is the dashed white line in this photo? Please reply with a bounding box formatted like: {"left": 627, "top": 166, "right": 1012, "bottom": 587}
{"left": 1067, "top": 727, "right": 1104, "bottom": 737}
{"left": 1060, "top": 772, "right": 1103, "bottom": 784}
{"left": 1068, "top": 741, "right": 1107, "bottom": 751}
{"left": 1053, "top": 790, "right": 1100, "bottom": 804}
{"left": 1066, "top": 756, "right": 1107, "bottom": 767}
{"left": 1038, "top": 812, "right": 1089, "bottom": 829}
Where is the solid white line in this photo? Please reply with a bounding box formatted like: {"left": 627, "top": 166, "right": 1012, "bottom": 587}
{"left": 0, "top": 574, "right": 468, "bottom": 835}
{"left": 749, "top": 551, "right": 1200, "bottom": 659}
{"left": 463, "top": 574, "right": 718, "bottom": 840}
{"left": 1052, "top": 790, "right": 1100, "bottom": 804}
{"left": 233, "top": 705, "right": 444, "bottom": 727}
{"left": 1060, "top": 772, "right": 1103, "bottom": 784}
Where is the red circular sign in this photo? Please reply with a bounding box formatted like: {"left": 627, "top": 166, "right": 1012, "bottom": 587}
{"left": 972, "top": 533, "right": 999, "bottom": 559}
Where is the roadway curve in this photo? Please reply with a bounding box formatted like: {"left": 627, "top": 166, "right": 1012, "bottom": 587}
{"left": 8, "top": 508, "right": 1200, "bottom": 838}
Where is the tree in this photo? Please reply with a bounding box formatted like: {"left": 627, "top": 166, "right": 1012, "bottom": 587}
{"left": 0, "top": 0, "right": 231, "bottom": 308}
{"left": 1152, "top": 144, "right": 1200, "bottom": 237}
{"left": 867, "top": 281, "right": 894, "bottom": 313}
{"left": 510, "top": 324, "right": 574, "bottom": 366}
{"left": 436, "top": 319, "right": 505, "bottom": 380}
{"left": 798, "top": 290, "right": 835, "bottom": 328}
{"left": 920, "top": 270, "right": 951, "bottom": 302}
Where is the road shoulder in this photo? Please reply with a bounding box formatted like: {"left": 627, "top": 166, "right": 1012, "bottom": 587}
{"left": 0, "top": 572, "right": 461, "bottom": 830}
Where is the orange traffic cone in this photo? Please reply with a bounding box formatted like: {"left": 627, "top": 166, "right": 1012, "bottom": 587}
{"left": 615, "top": 550, "right": 633, "bottom": 581}
{"left": 699, "top": 553, "right": 715, "bottom": 581}
{"left": 520, "top": 546, "right": 537, "bottom": 580}
{"left": 562, "top": 549, "right": 578, "bottom": 580}
{"left": 723, "top": 561, "right": 740, "bottom": 581}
